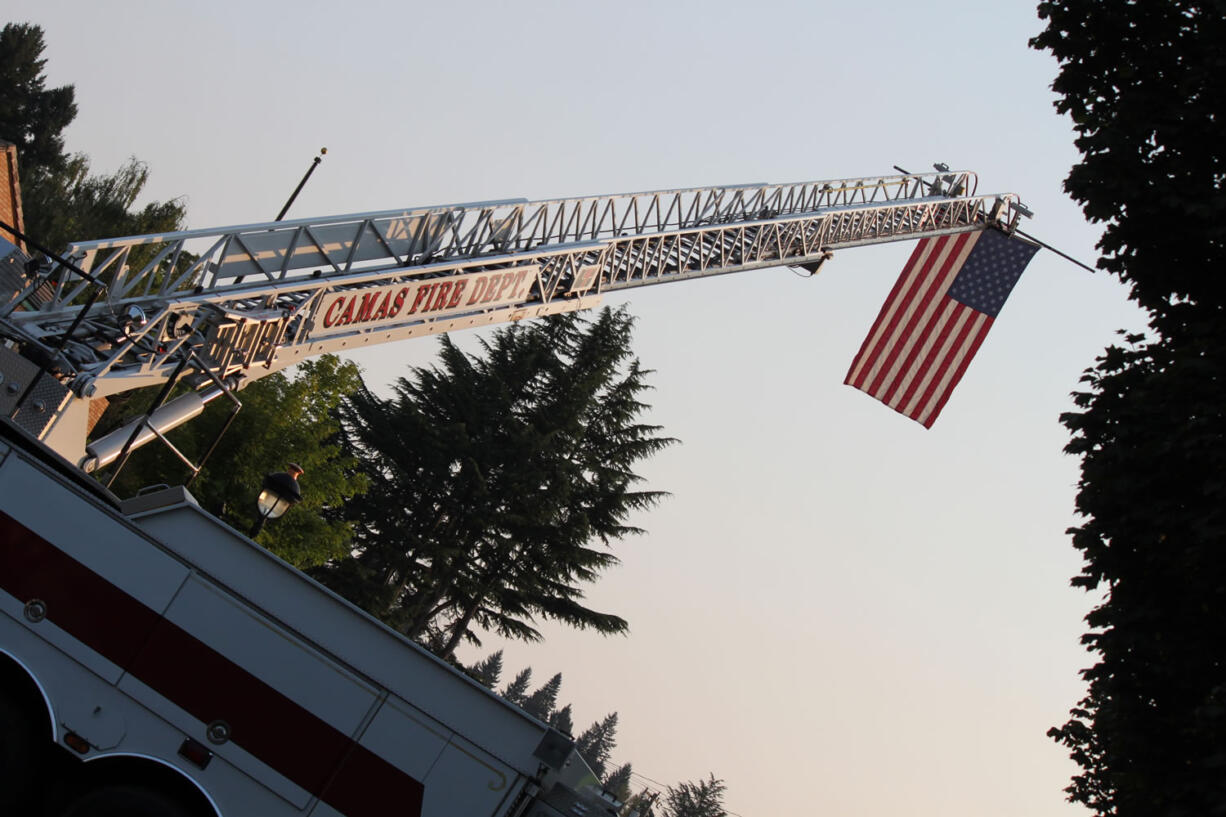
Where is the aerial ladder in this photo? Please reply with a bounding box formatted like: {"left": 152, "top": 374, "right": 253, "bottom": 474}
{"left": 0, "top": 168, "right": 1027, "bottom": 475}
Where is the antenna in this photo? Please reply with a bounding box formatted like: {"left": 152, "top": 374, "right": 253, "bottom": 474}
{"left": 275, "top": 147, "right": 327, "bottom": 222}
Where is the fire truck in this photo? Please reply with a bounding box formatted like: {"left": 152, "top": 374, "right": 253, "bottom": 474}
{"left": 0, "top": 169, "right": 1026, "bottom": 816}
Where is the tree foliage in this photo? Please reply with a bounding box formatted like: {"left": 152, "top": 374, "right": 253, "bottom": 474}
{"left": 501, "top": 667, "right": 533, "bottom": 706}
{"left": 466, "top": 649, "right": 504, "bottom": 689}
{"left": 1032, "top": 2, "right": 1226, "bottom": 814}
{"left": 0, "top": 23, "right": 75, "bottom": 180}
{"left": 660, "top": 774, "right": 727, "bottom": 817}
{"left": 105, "top": 356, "right": 367, "bottom": 568}
{"left": 604, "top": 762, "right": 633, "bottom": 804}
{"left": 575, "top": 712, "right": 619, "bottom": 779}
{"left": 1051, "top": 331, "right": 1226, "bottom": 815}
{"left": 23, "top": 153, "right": 186, "bottom": 253}
{"left": 549, "top": 703, "right": 574, "bottom": 737}
{"left": 1031, "top": 1, "right": 1225, "bottom": 328}
{"left": 316, "top": 307, "right": 674, "bottom": 658}
{"left": 0, "top": 22, "right": 185, "bottom": 251}
{"left": 522, "top": 672, "right": 563, "bottom": 721}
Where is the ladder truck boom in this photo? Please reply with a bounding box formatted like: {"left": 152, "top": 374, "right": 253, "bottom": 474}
{"left": 0, "top": 169, "right": 1024, "bottom": 470}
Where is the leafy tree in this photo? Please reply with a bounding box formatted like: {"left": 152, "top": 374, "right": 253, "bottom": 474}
{"left": 23, "top": 153, "right": 186, "bottom": 254}
{"left": 105, "top": 356, "right": 367, "bottom": 568}
{"left": 575, "top": 712, "right": 619, "bottom": 779}
{"left": 501, "top": 667, "right": 533, "bottom": 706}
{"left": 522, "top": 672, "right": 562, "bottom": 721}
{"left": 660, "top": 775, "right": 726, "bottom": 817}
{"left": 549, "top": 703, "right": 574, "bottom": 737}
{"left": 466, "top": 649, "right": 503, "bottom": 689}
{"left": 318, "top": 307, "right": 674, "bottom": 658}
{"left": 1032, "top": 2, "right": 1226, "bottom": 815}
{"left": 1031, "top": 2, "right": 1226, "bottom": 329}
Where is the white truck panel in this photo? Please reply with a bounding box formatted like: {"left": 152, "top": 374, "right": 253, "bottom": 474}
{"left": 160, "top": 575, "right": 382, "bottom": 736}
{"left": 113, "top": 673, "right": 314, "bottom": 810}
{"left": 359, "top": 697, "right": 529, "bottom": 817}
{"left": 1, "top": 427, "right": 607, "bottom": 817}
{"left": 420, "top": 738, "right": 523, "bottom": 817}
{"left": 0, "top": 450, "right": 191, "bottom": 615}
{"left": 1, "top": 614, "right": 298, "bottom": 817}
{"left": 0, "top": 450, "right": 192, "bottom": 686}
{"left": 347, "top": 696, "right": 450, "bottom": 783}
{"left": 129, "top": 495, "right": 563, "bottom": 777}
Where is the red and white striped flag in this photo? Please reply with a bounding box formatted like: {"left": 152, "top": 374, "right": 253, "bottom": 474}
{"left": 845, "top": 228, "right": 1040, "bottom": 428}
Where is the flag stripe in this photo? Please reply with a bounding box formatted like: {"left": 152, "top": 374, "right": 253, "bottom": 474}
{"left": 905, "top": 306, "right": 984, "bottom": 422}
{"left": 915, "top": 314, "right": 992, "bottom": 427}
{"left": 853, "top": 232, "right": 969, "bottom": 393}
{"left": 845, "top": 236, "right": 951, "bottom": 389}
{"left": 859, "top": 232, "right": 976, "bottom": 399}
{"left": 859, "top": 235, "right": 967, "bottom": 395}
{"left": 892, "top": 300, "right": 972, "bottom": 413}
{"left": 843, "top": 238, "right": 934, "bottom": 386}
{"left": 843, "top": 227, "right": 1037, "bottom": 427}
{"left": 881, "top": 299, "right": 958, "bottom": 408}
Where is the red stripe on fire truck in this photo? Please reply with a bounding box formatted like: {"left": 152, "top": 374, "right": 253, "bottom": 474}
{"left": 0, "top": 511, "right": 424, "bottom": 817}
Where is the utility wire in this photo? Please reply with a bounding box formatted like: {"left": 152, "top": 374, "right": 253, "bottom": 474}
{"left": 892, "top": 164, "right": 1098, "bottom": 273}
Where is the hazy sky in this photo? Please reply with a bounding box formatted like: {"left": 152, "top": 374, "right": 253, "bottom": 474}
{"left": 9, "top": 2, "right": 1145, "bottom": 815}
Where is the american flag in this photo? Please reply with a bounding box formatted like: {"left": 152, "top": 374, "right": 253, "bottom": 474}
{"left": 844, "top": 228, "right": 1040, "bottom": 428}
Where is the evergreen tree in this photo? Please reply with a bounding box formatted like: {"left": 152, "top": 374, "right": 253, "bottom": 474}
{"left": 0, "top": 23, "right": 184, "bottom": 252}
{"left": 0, "top": 23, "right": 75, "bottom": 181}
{"left": 466, "top": 649, "right": 503, "bottom": 689}
{"left": 1032, "top": 2, "right": 1226, "bottom": 815}
{"left": 549, "top": 703, "right": 574, "bottom": 737}
{"left": 575, "top": 712, "right": 618, "bottom": 778}
{"left": 521, "top": 672, "right": 562, "bottom": 721}
{"left": 319, "top": 307, "right": 674, "bottom": 658}
{"left": 604, "top": 762, "right": 633, "bottom": 804}
{"left": 501, "top": 667, "right": 532, "bottom": 706}
{"left": 660, "top": 775, "right": 726, "bottom": 817}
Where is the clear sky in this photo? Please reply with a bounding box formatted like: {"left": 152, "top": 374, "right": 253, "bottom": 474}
{"left": 10, "top": 2, "right": 1145, "bottom": 815}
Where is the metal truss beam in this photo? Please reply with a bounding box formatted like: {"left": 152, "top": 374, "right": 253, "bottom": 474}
{"left": 0, "top": 170, "right": 1023, "bottom": 404}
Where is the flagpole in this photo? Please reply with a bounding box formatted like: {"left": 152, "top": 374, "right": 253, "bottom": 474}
{"left": 893, "top": 164, "right": 1097, "bottom": 274}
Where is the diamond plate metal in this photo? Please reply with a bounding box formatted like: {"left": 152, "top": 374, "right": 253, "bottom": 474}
{"left": 0, "top": 345, "right": 71, "bottom": 438}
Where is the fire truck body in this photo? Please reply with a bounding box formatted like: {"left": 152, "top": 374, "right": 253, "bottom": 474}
{"left": 0, "top": 419, "right": 581, "bottom": 817}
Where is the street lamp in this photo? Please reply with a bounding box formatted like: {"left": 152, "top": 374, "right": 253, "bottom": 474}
{"left": 250, "top": 463, "right": 303, "bottom": 539}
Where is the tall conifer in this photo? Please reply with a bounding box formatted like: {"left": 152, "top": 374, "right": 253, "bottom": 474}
{"left": 321, "top": 307, "right": 674, "bottom": 658}
{"left": 522, "top": 672, "right": 562, "bottom": 720}
{"left": 466, "top": 650, "right": 504, "bottom": 689}
{"left": 575, "top": 713, "right": 619, "bottom": 778}
{"left": 501, "top": 668, "right": 532, "bottom": 706}
{"left": 549, "top": 703, "right": 574, "bottom": 737}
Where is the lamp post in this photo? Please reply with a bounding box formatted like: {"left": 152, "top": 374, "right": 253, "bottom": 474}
{"left": 250, "top": 463, "right": 303, "bottom": 539}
